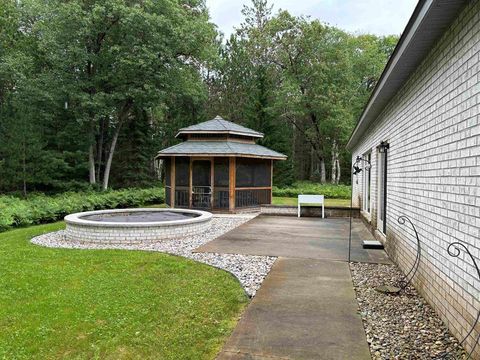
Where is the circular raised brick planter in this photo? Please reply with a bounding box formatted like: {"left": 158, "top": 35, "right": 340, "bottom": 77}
{"left": 64, "top": 208, "right": 212, "bottom": 244}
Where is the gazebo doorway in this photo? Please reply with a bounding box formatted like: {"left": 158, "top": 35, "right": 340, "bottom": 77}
{"left": 192, "top": 159, "right": 212, "bottom": 209}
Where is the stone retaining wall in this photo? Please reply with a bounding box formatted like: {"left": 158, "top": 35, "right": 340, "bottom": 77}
{"left": 65, "top": 220, "right": 211, "bottom": 244}
{"left": 64, "top": 208, "right": 212, "bottom": 244}
{"left": 260, "top": 205, "right": 359, "bottom": 218}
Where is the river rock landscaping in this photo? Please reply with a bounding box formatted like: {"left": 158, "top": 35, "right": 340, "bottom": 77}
{"left": 350, "top": 262, "right": 467, "bottom": 359}
{"left": 32, "top": 214, "right": 276, "bottom": 297}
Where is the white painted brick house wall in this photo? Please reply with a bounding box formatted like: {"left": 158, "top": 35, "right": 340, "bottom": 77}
{"left": 351, "top": 2, "right": 480, "bottom": 354}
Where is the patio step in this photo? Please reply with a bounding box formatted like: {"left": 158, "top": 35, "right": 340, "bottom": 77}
{"left": 362, "top": 240, "right": 384, "bottom": 249}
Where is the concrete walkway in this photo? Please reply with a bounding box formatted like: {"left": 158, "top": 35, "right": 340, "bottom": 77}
{"left": 217, "top": 258, "right": 371, "bottom": 360}
{"left": 195, "top": 215, "right": 391, "bottom": 360}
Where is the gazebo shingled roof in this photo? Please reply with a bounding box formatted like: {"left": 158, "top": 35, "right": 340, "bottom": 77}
{"left": 156, "top": 141, "right": 286, "bottom": 160}
{"left": 156, "top": 116, "right": 286, "bottom": 160}
{"left": 175, "top": 115, "right": 263, "bottom": 138}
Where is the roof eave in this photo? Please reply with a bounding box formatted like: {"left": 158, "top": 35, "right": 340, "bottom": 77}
{"left": 346, "top": 0, "right": 468, "bottom": 150}
{"left": 175, "top": 130, "right": 264, "bottom": 139}
{"left": 155, "top": 152, "right": 287, "bottom": 160}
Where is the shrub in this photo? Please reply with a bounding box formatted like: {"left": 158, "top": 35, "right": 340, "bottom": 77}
{"left": 272, "top": 181, "right": 351, "bottom": 199}
{"left": 0, "top": 188, "right": 165, "bottom": 232}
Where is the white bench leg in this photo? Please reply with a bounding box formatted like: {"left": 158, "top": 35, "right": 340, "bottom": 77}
{"left": 298, "top": 204, "right": 301, "bottom": 217}
{"left": 322, "top": 204, "right": 324, "bottom": 219}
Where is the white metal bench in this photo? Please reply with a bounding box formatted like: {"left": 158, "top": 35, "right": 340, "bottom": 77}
{"left": 298, "top": 195, "right": 324, "bottom": 218}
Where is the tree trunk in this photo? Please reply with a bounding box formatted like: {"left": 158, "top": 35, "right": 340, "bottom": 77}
{"left": 102, "top": 104, "right": 130, "bottom": 190}
{"left": 96, "top": 117, "right": 105, "bottom": 181}
{"left": 320, "top": 158, "right": 326, "bottom": 184}
{"left": 331, "top": 140, "right": 340, "bottom": 184}
{"left": 89, "top": 144, "right": 96, "bottom": 184}
{"left": 102, "top": 123, "right": 121, "bottom": 191}
{"left": 331, "top": 141, "right": 337, "bottom": 184}
{"left": 155, "top": 158, "right": 163, "bottom": 181}
{"left": 335, "top": 159, "right": 341, "bottom": 184}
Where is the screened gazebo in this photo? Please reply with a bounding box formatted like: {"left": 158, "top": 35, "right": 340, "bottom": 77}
{"left": 155, "top": 116, "right": 287, "bottom": 212}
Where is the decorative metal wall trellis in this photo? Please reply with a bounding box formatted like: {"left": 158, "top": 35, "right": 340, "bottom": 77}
{"left": 396, "top": 215, "right": 422, "bottom": 290}
{"left": 437, "top": 242, "right": 480, "bottom": 359}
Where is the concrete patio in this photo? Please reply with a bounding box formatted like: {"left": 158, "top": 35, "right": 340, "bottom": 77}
{"left": 195, "top": 215, "right": 391, "bottom": 360}
{"left": 196, "top": 215, "right": 391, "bottom": 264}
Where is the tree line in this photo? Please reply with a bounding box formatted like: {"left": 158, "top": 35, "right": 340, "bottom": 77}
{"left": 0, "top": 0, "right": 397, "bottom": 195}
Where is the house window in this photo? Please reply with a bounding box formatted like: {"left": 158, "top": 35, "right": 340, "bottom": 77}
{"left": 362, "top": 152, "right": 371, "bottom": 214}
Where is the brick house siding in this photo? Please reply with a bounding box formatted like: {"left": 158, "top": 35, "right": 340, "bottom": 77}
{"left": 350, "top": 1, "right": 480, "bottom": 355}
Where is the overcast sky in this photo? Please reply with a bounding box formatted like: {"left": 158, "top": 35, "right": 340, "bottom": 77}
{"left": 206, "top": 0, "right": 419, "bottom": 38}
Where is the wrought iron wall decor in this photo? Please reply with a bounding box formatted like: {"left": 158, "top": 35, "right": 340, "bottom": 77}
{"left": 396, "top": 215, "right": 422, "bottom": 290}
{"left": 436, "top": 242, "right": 480, "bottom": 360}
{"left": 352, "top": 155, "right": 371, "bottom": 175}
{"left": 348, "top": 155, "right": 371, "bottom": 262}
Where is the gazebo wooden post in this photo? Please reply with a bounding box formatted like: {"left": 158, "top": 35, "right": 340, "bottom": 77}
{"left": 189, "top": 157, "right": 193, "bottom": 208}
{"left": 229, "top": 157, "right": 236, "bottom": 212}
{"left": 170, "top": 157, "right": 175, "bottom": 208}
{"left": 270, "top": 159, "right": 273, "bottom": 203}
{"left": 210, "top": 157, "right": 215, "bottom": 209}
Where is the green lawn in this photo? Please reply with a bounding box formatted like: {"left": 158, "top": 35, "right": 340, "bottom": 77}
{"left": 0, "top": 223, "right": 248, "bottom": 359}
{"left": 272, "top": 196, "right": 351, "bottom": 207}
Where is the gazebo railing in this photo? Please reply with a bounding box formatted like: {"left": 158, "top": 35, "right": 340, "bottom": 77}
{"left": 235, "top": 188, "right": 271, "bottom": 208}
{"left": 192, "top": 186, "right": 212, "bottom": 209}
{"left": 175, "top": 186, "right": 189, "bottom": 207}
{"left": 213, "top": 187, "right": 229, "bottom": 209}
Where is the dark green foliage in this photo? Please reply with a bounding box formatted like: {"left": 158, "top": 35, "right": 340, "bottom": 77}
{"left": 0, "top": 0, "right": 216, "bottom": 193}
{"left": 0, "top": 0, "right": 398, "bottom": 193}
{"left": 273, "top": 182, "right": 351, "bottom": 199}
{"left": 109, "top": 107, "right": 158, "bottom": 188}
{"left": 0, "top": 188, "right": 164, "bottom": 231}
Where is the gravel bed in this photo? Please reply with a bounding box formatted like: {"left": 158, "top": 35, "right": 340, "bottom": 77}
{"left": 350, "top": 262, "right": 467, "bottom": 359}
{"left": 31, "top": 215, "right": 276, "bottom": 297}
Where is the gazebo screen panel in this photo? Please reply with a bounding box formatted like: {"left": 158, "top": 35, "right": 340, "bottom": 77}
{"left": 236, "top": 158, "right": 271, "bottom": 187}
{"left": 235, "top": 158, "right": 271, "bottom": 208}
{"left": 175, "top": 157, "right": 189, "bottom": 207}
{"left": 214, "top": 157, "right": 229, "bottom": 187}
{"left": 192, "top": 160, "right": 211, "bottom": 186}
{"left": 192, "top": 160, "right": 211, "bottom": 209}
{"left": 175, "top": 157, "right": 189, "bottom": 186}
{"left": 214, "top": 157, "right": 229, "bottom": 209}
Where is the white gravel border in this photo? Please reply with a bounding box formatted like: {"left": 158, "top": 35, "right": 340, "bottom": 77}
{"left": 31, "top": 214, "right": 276, "bottom": 297}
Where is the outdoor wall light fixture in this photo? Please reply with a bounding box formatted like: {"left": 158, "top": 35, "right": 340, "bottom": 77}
{"left": 378, "top": 141, "right": 390, "bottom": 153}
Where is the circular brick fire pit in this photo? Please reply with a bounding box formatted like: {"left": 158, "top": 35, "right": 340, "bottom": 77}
{"left": 64, "top": 208, "right": 212, "bottom": 244}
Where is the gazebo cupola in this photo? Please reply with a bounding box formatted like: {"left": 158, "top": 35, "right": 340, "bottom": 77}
{"left": 155, "top": 115, "right": 287, "bottom": 211}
